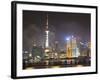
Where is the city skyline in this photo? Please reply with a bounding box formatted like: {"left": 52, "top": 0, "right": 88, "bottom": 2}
{"left": 23, "top": 10, "right": 90, "bottom": 51}
{"left": 23, "top": 10, "right": 91, "bottom": 70}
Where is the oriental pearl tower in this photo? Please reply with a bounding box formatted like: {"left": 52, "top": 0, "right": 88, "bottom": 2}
{"left": 44, "top": 14, "right": 50, "bottom": 53}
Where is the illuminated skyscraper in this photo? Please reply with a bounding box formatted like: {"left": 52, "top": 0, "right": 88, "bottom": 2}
{"left": 44, "top": 14, "right": 50, "bottom": 59}
{"left": 66, "top": 37, "right": 72, "bottom": 58}
{"left": 66, "top": 36, "right": 80, "bottom": 58}
{"left": 45, "top": 14, "right": 49, "bottom": 48}
{"left": 72, "top": 36, "right": 80, "bottom": 57}
{"left": 87, "top": 42, "right": 91, "bottom": 57}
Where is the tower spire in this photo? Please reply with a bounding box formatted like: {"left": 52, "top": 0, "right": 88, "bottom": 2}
{"left": 46, "top": 14, "right": 48, "bottom": 30}
{"left": 45, "top": 14, "right": 49, "bottom": 48}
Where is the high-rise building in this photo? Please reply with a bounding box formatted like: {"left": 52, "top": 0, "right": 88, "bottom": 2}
{"left": 44, "top": 14, "right": 51, "bottom": 59}
{"left": 66, "top": 36, "right": 80, "bottom": 58}
{"left": 45, "top": 14, "right": 49, "bottom": 49}
{"left": 32, "top": 46, "right": 44, "bottom": 61}
{"left": 87, "top": 42, "right": 91, "bottom": 57}
{"left": 66, "top": 37, "right": 72, "bottom": 58}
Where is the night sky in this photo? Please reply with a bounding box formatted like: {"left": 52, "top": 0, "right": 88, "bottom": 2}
{"left": 23, "top": 10, "right": 90, "bottom": 51}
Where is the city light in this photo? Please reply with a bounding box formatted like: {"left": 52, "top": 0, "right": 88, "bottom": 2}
{"left": 72, "top": 35, "right": 74, "bottom": 38}
{"left": 80, "top": 42, "right": 84, "bottom": 45}
{"left": 66, "top": 37, "right": 70, "bottom": 41}
{"left": 45, "top": 30, "right": 49, "bottom": 48}
{"left": 23, "top": 12, "right": 91, "bottom": 70}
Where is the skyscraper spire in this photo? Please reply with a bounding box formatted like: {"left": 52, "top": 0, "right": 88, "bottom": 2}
{"left": 46, "top": 14, "right": 48, "bottom": 30}
{"left": 45, "top": 14, "right": 49, "bottom": 48}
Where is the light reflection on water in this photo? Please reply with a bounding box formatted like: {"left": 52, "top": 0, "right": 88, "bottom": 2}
{"left": 50, "top": 66, "right": 60, "bottom": 68}
{"left": 76, "top": 65, "right": 83, "bottom": 67}
{"left": 25, "top": 65, "right": 84, "bottom": 70}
